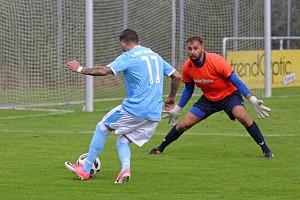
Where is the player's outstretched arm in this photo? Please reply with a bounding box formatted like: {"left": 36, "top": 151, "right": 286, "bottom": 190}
{"left": 66, "top": 60, "right": 112, "bottom": 76}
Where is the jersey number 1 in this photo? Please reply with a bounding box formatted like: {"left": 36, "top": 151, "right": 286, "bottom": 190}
{"left": 141, "top": 55, "right": 160, "bottom": 84}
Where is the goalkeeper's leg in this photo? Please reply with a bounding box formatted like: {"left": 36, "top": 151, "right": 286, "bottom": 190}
{"left": 233, "top": 106, "right": 273, "bottom": 158}
{"left": 154, "top": 125, "right": 184, "bottom": 153}
{"left": 245, "top": 121, "right": 273, "bottom": 156}
{"left": 148, "top": 110, "right": 202, "bottom": 154}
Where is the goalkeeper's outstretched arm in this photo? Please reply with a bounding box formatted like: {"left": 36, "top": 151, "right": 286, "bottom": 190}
{"left": 229, "top": 72, "right": 271, "bottom": 119}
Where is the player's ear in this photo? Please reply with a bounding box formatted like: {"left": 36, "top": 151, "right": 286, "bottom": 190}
{"left": 120, "top": 42, "right": 126, "bottom": 51}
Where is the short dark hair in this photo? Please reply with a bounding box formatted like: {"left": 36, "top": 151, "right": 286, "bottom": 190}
{"left": 186, "top": 36, "right": 203, "bottom": 44}
{"left": 119, "top": 29, "right": 139, "bottom": 44}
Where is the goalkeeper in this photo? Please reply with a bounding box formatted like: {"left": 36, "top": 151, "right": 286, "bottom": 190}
{"left": 148, "top": 36, "right": 274, "bottom": 158}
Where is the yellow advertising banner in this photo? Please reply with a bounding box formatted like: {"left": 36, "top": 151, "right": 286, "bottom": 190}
{"left": 227, "top": 50, "right": 300, "bottom": 89}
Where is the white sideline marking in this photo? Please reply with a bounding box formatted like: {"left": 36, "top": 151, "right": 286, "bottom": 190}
{"left": 0, "top": 129, "right": 91, "bottom": 134}
{"left": 0, "top": 111, "right": 73, "bottom": 120}
{"left": 0, "top": 129, "right": 297, "bottom": 137}
{"left": 172, "top": 132, "right": 297, "bottom": 137}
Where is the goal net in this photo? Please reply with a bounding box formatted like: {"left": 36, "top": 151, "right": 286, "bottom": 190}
{"left": 0, "top": 0, "right": 272, "bottom": 110}
{"left": 93, "top": 0, "right": 265, "bottom": 106}
{"left": 0, "top": 0, "right": 86, "bottom": 110}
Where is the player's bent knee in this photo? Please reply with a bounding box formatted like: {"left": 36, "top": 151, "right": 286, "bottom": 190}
{"left": 97, "top": 121, "right": 111, "bottom": 134}
{"left": 235, "top": 112, "right": 248, "bottom": 121}
{"left": 236, "top": 115, "right": 253, "bottom": 127}
{"left": 176, "top": 122, "right": 191, "bottom": 132}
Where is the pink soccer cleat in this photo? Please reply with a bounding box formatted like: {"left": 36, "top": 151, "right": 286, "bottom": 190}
{"left": 114, "top": 168, "right": 131, "bottom": 185}
{"left": 65, "top": 162, "right": 90, "bottom": 180}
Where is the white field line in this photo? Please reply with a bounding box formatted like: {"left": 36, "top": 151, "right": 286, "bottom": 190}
{"left": 0, "top": 129, "right": 297, "bottom": 137}
{"left": 0, "top": 111, "right": 73, "bottom": 120}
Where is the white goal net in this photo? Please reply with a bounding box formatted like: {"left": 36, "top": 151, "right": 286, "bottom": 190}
{"left": 3, "top": 0, "right": 296, "bottom": 111}
{"left": 0, "top": 0, "right": 86, "bottom": 110}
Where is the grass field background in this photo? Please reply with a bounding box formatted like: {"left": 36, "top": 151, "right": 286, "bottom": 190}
{"left": 0, "top": 87, "right": 299, "bottom": 199}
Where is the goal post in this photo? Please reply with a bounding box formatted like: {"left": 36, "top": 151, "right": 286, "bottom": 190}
{"left": 265, "top": 0, "right": 272, "bottom": 98}
{"left": 85, "top": 0, "right": 94, "bottom": 112}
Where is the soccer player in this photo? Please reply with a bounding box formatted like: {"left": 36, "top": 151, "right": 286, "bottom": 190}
{"left": 148, "top": 36, "right": 274, "bottom": 158}
{"left": 64, "top": 29, "right": 181, "bottom": 184}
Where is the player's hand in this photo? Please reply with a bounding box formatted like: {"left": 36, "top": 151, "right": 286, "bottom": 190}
{"left": 162, "top": 105, "right": 183, "bottom": 126}
{"left": 66, "top": 60, "right": 83, "bottom": 73}
{"left": 164, "top": 96, "right": 176, "bottom": 111}
{"left": 249, "top": 96, "right": 271, "bottom": 119}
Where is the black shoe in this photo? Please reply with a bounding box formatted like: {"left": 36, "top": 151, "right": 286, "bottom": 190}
{"left": 147, "top": 148, "right": 162, "bottom": 155}
{"left": 263, "top": 151, "right": 274, "bottom": 158}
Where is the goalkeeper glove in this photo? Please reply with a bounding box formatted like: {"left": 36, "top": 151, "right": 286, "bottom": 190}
{"left": 248, "top": 96, "right": 271, "bottom": 119}
{"left": 162, "top": 105, "right": 183, "bottom": 126}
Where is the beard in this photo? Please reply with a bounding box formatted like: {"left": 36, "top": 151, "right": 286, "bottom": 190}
{"left": 189, "top": 54, "right": 201, "bottom": 63}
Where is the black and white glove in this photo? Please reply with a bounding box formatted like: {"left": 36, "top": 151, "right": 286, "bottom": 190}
{"left": 248, "top": 96, "right": 271, "bottom": 119}
{"left": 162, "top": 105, "right": 183, "bottom": 126}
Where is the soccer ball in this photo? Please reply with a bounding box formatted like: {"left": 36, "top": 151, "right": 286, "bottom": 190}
{"left": 76, "top": 153, "right": 101, "bottom": 176}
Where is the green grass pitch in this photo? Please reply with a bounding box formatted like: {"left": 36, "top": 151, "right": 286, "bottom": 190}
{"left": 0, "top": 87, "right": 299, "bottom": 199}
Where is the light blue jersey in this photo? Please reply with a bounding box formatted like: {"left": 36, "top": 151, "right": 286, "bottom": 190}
{"left": 107, "top": 46, "right": 175, "bottom": 121}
